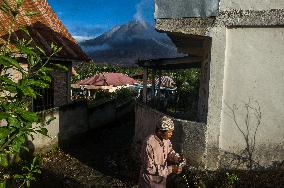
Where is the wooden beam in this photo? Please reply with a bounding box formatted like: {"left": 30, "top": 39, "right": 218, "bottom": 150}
{"left": 138, "top": 56, "right": 202, "bottom": 70}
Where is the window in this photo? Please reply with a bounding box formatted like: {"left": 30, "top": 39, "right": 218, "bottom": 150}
{"left": 32, "top": 80, "right": 54, "bottom": 112}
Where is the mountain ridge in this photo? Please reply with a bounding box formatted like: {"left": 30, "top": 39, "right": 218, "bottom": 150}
{"left": 79, "top": 20, "right": 184, "bottom": 66}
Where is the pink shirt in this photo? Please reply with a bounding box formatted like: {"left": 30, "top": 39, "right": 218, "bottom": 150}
{"left": 140, "top": 134, "right": 179, "bottom": 177}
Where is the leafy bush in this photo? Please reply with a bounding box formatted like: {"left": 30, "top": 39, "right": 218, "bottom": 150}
{"left": 168, "top": 69, "right": 200, "bottom": 120}
{"left": 113, "top": 88, "right": 134, "bottom": 105}
{"left": 0, "top": 0, "right": 62, "bottom": 186}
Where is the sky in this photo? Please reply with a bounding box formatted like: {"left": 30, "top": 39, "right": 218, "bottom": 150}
{"left": 48, "top": 0, "right": 154, "bottom": 41}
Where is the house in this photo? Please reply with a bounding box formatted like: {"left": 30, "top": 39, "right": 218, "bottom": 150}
{"left": 71, "top": 72, "right": 138, "bottom": 99}
{"left": 135, "top": 0, "right": 284, "bottom": 170}
{"left": 0, "top": 0, "right": 89, "bottom": 111}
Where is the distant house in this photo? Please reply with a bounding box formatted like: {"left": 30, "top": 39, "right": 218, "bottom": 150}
{"left": 72, "top": 73, "right": 138, "bottom": 98}
{"left": 0, "top": 0, "right": 90, "bottom": 111}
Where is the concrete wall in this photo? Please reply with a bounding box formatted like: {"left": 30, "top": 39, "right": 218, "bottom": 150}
{"left": 88, "top": 100, "right": 134, "bottom": 129}
{"left": 59, "top": 102, "right": 89, "bottom": 141}
{"left": 154, "top": 0, "right": 220, "bottom": 18}
{"left": 31, "top": 108, "right": 60, "bottom": 153}
{"left": 32, "top": 100, "right": 134, "bottom": 152}
{"left": 220, "top": 0, "right": 284, "bottom": 11}
{"left": 219, "top": 28, "right": 284, "bottom": 169}
{"left": 134, "top": 103, "right": 206, "bottom": 167}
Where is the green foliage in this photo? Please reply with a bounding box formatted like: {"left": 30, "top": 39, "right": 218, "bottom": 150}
{"left": 169, "top": 69, "right": 200, "bottom": 120}
{"left": 0, "top": 0, "right": 62, "bottom": 186}
{"left": 226, "top": 172, "right": 239, "bottom": 185}
{"left": 113, "top": 88, "right": 134, "bottom": 105}
{"left": 87, "top": 88, "right": 134, "bottom": 108}
{"left": 88, "top": 89, "right": 114, "bottom": 106}
{"left": 174, "top": 168, "right": 241, "bottom": 188}
{"left": 14, "top": 157, "right": 41, "bottom": 187}
{"left": 72, "top": 62, "right": 142, "bottom": 83}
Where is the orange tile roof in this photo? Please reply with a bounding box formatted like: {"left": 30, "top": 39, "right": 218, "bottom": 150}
{"left": 0, "top": 0, "right": 90, "bottom": 62}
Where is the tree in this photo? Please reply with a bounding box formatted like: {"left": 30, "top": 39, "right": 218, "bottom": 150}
{"left": 0, "top": 0, "right": 62, "bottom": 187}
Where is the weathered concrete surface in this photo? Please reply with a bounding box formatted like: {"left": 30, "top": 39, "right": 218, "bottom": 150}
{"left": 155, "top": 18, "right": 215, "bottom": 36}
{"left": 203, "top": 26, "right": 226, "bottom": 170}
{"left": 154, "top": 0, "right": 220, "bottom": 18}
{"left": 155, "top": 9, "right": 284, "bottom": 37}
{"left": 134, "top": 103, "right": 206, "bottom": 167}
{"left": 216, "top": 9, "right": 284, "bottom": 27}
{"left": 220, "top": 0, "right": 284, "bottom": 11}
{"left": 31, "top": 108, "right": 60, "bottom": 153}
{"left": 219, "top": 28, "right": 284, "bottom": 169}
{"left": 173, "top": 119, "right": 206, "bottom": 167}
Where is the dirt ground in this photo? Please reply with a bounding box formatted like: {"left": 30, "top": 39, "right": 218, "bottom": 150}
{"left": 32, "top": 113, "right": 139, "bottom": 187}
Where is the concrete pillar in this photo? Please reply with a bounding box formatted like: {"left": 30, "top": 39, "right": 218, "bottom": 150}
{"left": 151, "top": 69, "right": 156, "bottom": 100}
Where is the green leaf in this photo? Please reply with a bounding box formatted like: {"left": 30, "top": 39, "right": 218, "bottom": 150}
{"left": 0, "top": 181, "right": 6, "bottom": 188}
{"left": 36, "top": 46, "right": 46, "bottom": 56}
{"left": 19, "top": 111, "right": 38, "bottom": 122}
{"left": 0, "top": 127, "right": 10, "bottom": 138}
{"left": 7, "top": 117, "right": 21, "bottom": 127}
{"left": 13, "top": 174, "right": 24, "bottom": 179}
{"left": 0, "top": 153, "right": 9, "bottom": 167}
{"left": 19, "top": 25, "right": 30, "bottom": 36}
{"left": 41, "top": 75, "right": 52, "bottom": 82}
{"left": 16, "top": 0, "right": 23, "bottom": 8}
{"left": 53, "top": 63, "right": 68, "bottom": 72}
{"left": 37, "top": 128, "right": 48, "bottom": 136}
{"left": 12, "top": 134, "right": 26, "bottom": 153}
{"left": 0, "top": 127, "right": 10, "bottom": 145}
{"left": 16, "top": 45, "right": 36, "bottom": 57}
{"left": 25, "top": 11, "right": 40, "bottom": 17}
{"left": 25, "top": 79, "right": 49, "bottom": 88}
{"left": 26, "top": 180, "right": 31, "bottom": 187}
{"left": 0, "top": 112, "right": 9, "bottom": 120}
{"left": 0, "top": 55, "right": 23, "bottom": 72}
{"left": 20, "top": 86, "right": 36, "bottom": 97}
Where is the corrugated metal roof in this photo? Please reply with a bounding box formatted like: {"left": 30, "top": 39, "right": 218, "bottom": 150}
{"left": 0, "top": 0, "right": 90, "bottom": 62}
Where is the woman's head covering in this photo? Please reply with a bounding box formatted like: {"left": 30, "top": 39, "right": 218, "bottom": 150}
{"left": 157, "top": 116, "right": 174, "bottom": 131}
